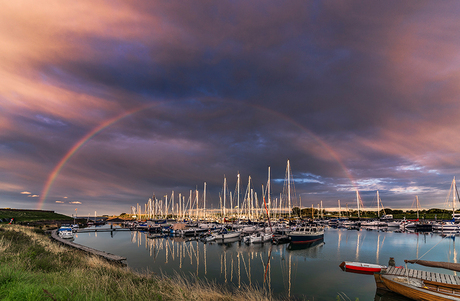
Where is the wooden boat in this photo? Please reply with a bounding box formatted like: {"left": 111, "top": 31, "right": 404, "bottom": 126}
{"left": 339, "top": 261, "right": 387, "bottom": 273}
{"left": 374, "top": 260, "right": 460, "bottom": 300}
{"left": 375, "top": 273, "right": 460, "bottom": 301}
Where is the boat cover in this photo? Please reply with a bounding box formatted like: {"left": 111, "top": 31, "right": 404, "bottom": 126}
{"left": 405, "top": 259, "right": 460, "bottom": 272}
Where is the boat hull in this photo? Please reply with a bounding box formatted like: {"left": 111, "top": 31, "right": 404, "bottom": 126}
{"left": 340, "top": 261, "right": 386, "bottom": 273}
{"left": 288, "top": 233, "right": 324, "bottom": 244}
{"left": 376, "top": 274, "right": 460, "bottom": 301}
{"left": 214, "top": 232, "right": 240, "bottom": 241}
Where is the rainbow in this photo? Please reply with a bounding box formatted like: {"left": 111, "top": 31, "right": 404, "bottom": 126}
{"left": 37, "top": 104, "right": 151, "bottom": 209}
{"left": 38, "top": 99, "right": 356, "bottom": 209}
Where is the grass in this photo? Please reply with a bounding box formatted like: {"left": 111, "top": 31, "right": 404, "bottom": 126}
{"left": 0, "top": 225, "right": 274, "bottom": 301}
{"left": 0, "top": 210, "right": 71, "bottom": 223}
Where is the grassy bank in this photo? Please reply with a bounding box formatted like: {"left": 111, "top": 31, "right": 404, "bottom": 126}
{"left": 0, "top": 225, "right": 273, "bottom": 301}
{"left": 0, "top": 209, "right": 71, "bottom": 223}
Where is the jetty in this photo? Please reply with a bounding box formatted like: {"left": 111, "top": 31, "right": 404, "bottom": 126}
{"left": 383, "top": 266, "right": 460, "bottom": 285}
{"left": 50, "top": 229, "right": 126, "bottom": 262}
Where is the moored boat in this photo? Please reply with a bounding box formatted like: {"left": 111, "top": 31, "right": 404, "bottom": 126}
{"left": 375, "top": 273, "right": 460, "bottom": 301}
{"left": 244, "top": 232, "right": 272, "bottom": 244}
{"left": 58, "top": 226, "right": 74, "bottom": 239}
{"left": 288, "top": 224, "right": 324, "bottom": 244}
{"left": 214, "top": 228, "right": 241, "bottom": 241}
{"left": 339, "top": 261, "right": 387, "bottom": 273}
{"left": 374, "top": 259, "right": 460, "bottom": 300}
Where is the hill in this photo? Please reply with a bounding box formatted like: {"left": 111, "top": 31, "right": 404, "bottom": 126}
{"left": 0, "top": 209, "right": 71, "bottom": 223}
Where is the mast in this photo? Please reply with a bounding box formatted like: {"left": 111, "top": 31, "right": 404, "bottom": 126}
{"left": 299, "top": 195, "right": 302, "bottom": 217}
{"left": 223, "top": 176, "right": 227, "bottom": 219}
{"left": 189, "top": 190, "right": 192, "bottom": 219}
{"left": 195, "top": 187, "right": 198, "bottom": 222}
{"left": 287, "top": 160, "right": 291, "bottom": 218}
{"left": 279, "top": 193, "right": 282, "bottom": 218}
{"left": 171, "top": 191, "right": 174, "bottom": 219}
{"left": 165, "top": 195, "right": 168, "bottom": 219}
{"left": 377, "top": 190, "right": 380, "bottom": 218}
{"left": 338, "top": 200, "right": 341, "bottom": 218}
{"left": 182, "top": 195, "right": 185, "bottom": 219}
{"left": 204, "top": 182, "right": 207, "bottom": 219}
{"left": 453, "top": 177, "right": 457, "bottom": 215}
{"left": 247, "top": 176, "right": 252, "bottom": 220}
{"left": 237, "top": 173, "right": 240, "bottom": 220}
{"left": 416, "top": 195, "right": 420, "bottom": 220}
{"left": 229, "top": 191, "right": 233, "bottom": 217}
{"left": 251, "top": 188, "right": 254, "bottom": 220}
{"left": 268, "top": 167, "right": 271, "bottom": 219}
{"left": 179, "top": 193, "right": 182, "bottom": 220}
{"left": 320, "top": 200, "right": 323, "bottom": 219}
{"left": 356, "top": 190, "right": 360, "bottom": 219}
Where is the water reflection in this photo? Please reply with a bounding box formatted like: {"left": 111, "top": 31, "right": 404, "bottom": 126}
{"left": 74, "top": 228, "right": 460, "bottom": 300}
{"left": 127, "top": 232, "right": 301, "bottom": 297}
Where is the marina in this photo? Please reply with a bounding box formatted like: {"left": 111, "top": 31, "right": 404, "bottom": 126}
{"left": 72, "top": 225, "right": 460, "bottom": 300}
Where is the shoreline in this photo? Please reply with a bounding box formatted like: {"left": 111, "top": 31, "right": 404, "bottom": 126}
{"left": 50, "top": 229, "right": 127, "bottom": 263}
{"left": 0, "top": 224, "right": 274, "bottom": 301}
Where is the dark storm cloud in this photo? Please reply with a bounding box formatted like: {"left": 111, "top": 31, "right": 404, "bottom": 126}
{"left": 2, "top": 1, "right": 460, "bottom": 215}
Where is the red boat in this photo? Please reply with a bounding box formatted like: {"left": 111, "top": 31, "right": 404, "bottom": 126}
{"left": 339, "top": 261, "right": 387, "bottom": 274}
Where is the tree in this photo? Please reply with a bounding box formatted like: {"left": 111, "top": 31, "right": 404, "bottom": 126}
{"left": 292, "top": 207, "right": 301, "bottom": 217}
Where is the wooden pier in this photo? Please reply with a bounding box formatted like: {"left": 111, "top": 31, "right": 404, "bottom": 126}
{"left": 50, "top": 230, "right": 126, "bottom": 262}
{"left": 386, "top": 266, "right": 460, "bottom": 285}
{"left": 75, "top": 228, "right": 131, "bottom": 233}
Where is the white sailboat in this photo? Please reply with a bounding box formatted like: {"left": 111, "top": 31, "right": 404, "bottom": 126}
{"left": 433, "top": 177, "right": 460, "bottom": 234}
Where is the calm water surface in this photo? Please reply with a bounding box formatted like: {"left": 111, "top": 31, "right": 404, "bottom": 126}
{"left": 74, "top": 227, "right": 459, "bottom": 300}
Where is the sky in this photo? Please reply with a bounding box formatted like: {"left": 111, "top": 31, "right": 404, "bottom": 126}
{"left": 2, "top": 1, "right": 460, "bottom": 216}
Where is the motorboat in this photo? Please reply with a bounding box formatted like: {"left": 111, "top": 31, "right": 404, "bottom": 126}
{"left": 181, "top": 227, "right": 208, "bottom": 237}
{"left": 272, "top": 228, "right": 291, "bottom": 245}
{"left": 243, "top": 232, "right": 272, "bottom": 244}
{"left": 214, "top": 228, "right": 241, "bottom": 241}
{"left": 58, "top": 226, "right": 74, "bottom": 239}
{"left": 288, "top": 224, "right": 324, "bottom": 244}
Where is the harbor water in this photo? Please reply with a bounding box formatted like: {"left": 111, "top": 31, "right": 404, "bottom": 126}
{"left": 73, "top": 227, "right": 459, "bottom": 300}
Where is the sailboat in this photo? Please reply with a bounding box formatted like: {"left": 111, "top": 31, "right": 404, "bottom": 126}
{"left": 432, "top": 177, "right": 460, "bottom": 234}
{"left": 399, "top": 196, "right": 421, "bottom": 230}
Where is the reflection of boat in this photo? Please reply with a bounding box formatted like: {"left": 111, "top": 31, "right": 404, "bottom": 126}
{"left": 288, "top": 224, "right": 324, "bottom": 244}
{"left": 374, "top": 288, "right": 417, "bottom": 301}
{"left": 339, "top": 261, "right": 387, "bottom": 274}
{"left": 287, "top": 238, "right": 324, "bottom": 250}
{"left": 147, "top": 233, "right": 164, "bottom": 239}
{"left": 217, "top": 236, "right": 240, "bottom": 244}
